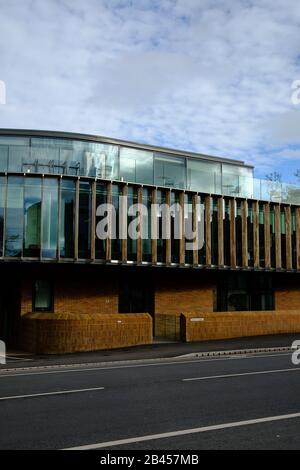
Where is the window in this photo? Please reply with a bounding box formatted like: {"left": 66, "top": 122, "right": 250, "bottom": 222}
{"left": 33, "top": 280, "right": 53, "bottom": 312}
{"left": 187, "top": 159, "right": 221, "bottom": 193}
{"left": 217, "top": 272, "right": 274, "bottom": 311}
{"left": 154, "top": 153, "right": 185, "bottom": 189}
{"left": 120, "top": 147, "right": 153, "bottom": 184}
{"left": 5, "top": 176, "right": 24, "bottom": 257}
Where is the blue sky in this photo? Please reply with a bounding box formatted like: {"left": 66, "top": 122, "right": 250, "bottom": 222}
{"left": 1, "top": 0, "right": 300, "bottom": 182}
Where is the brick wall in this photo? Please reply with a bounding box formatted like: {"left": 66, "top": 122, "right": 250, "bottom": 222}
{"left": 21, "top": 276, "right": 118, "bottom": 316}
{"left": 155, "top": 279, "right": 214, "bottom": 314}
{"left": 182, "top": 310, "right": 300, "bottom": 342}
{"left": 275, "top": 288, "right": 300, "bottom": 310}
{"left": 21, "top": 312, "right": 152, "bottom": 354}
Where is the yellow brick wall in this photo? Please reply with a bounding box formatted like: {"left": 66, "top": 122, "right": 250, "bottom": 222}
{"left": 21, "top": 277, "right": 118, "bottom": 316}
{"left": 182, "top": 310, "right": 300, "bottom": 342}
{"left": 275, "top": 288, "right": 300, "bottom": 310}
{"left": 155, "top": 282, "right": 214, "bottom": 315}
{"left": 21, "top": 312, "right": 153, "bottom": 354}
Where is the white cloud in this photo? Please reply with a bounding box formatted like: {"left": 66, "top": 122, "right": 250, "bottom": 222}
{"left": 0, "top": 0, "right": 300, "bottom": 178}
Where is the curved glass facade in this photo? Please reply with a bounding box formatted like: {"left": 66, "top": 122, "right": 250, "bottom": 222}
{"left": 0, "top": 132, "right": 299, "bottom": 204}
{"left": 0, "top": 134, "right": 256, "bottom": 197}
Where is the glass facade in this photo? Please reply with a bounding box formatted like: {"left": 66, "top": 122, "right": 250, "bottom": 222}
{"left": 0, "top": 172, "right": 298, "bottom": 271}
{"left": 1, "top": 132, "right": 300, "bottom": 204}
{"left": 42, "top": 178, "right": 58, "bottom": 258}
{"left": 60, "top": 179, "right": 76, "bottom": 258}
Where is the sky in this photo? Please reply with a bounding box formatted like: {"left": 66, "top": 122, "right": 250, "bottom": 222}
{"left": 1, "top": 0, "right": 300, "bottom": 182}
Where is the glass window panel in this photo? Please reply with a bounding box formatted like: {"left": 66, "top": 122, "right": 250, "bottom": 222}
{"left": 211, "top": 197, "right": 218, "bottom": 265}
{"left": 0, "top": 146, "right": 8, "bottom": 172}
{"left": 111, "top": 184, "right": 121, "bottom": 260}
{"left": 187, "top": 159, "right": 221, "bottom": 193}
{"left": 127, "top": 186, "right": 138, "bottom": 262}
{"left": 23, "top": 177, "right": 41, "bottom": 257}
{"left": 42, "top": 178, "right": 58, "bottom": 258}
{"left": 78, "top": 181, "right": 92, "bottom": 258}
{"left": 0, "top": 177, "right": 6, "bottom": 256}
{"left": 5, "top": 176, "right": 24, "bottom": 257}
{"left": 270, "top": 205, "right": 276, "bottom": 267}
{"left": 247, "top": 201, "right": 254, "bottom": 267}
{"left": 156, "top": 190, "right": 166, "bottom": 263}
{"left": 30, "top": 146, "right": 60, "bottom": 174}
{"left": 120, "top": 147, "right": 153, "bottom": 185}
{"left": 259, "top": 203, "right": 265, "bottom": 267}
{"left": 142, "top": 188, "right": 152, "bottom": 262}
{"left": 224, "top": 199, "right": 230, "bottom": 266}
{"left": 222, "top": 164, "right": 254, "bottom": 198}
{"left": 95, "top": 182, "right": 107, "bottom": 260}
{"left": 198, "top": 195, "right": 206, "bottom": 265}
{"left": 60, "top": 179, "right": 76, "bottom": 258}
{"left": 33, "top": 280, "right": 53, "bottom": 312}
{"left": 184, "top": 193, "right": 193, "bottom": 264}
{"left": 154, "top": 153, "right": 185, "bottom": 189}
{"left": 170, "top": 192, "right": 180, "bottom": 264}
{"left": 8, "top": 146, "right": 30, "bottom": 172}
{"left": 281, "top": 208, "right": 286, "bottom": 269}
{"left": 236, "top": 200, "right": 243, "bottom": 266}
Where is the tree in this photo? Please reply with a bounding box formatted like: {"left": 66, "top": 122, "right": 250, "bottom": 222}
{"left": 265, "top": 171, "right": 282, "bottom": 182}
{"left": 294, "top": 170, "right": 300, "bottom": 182}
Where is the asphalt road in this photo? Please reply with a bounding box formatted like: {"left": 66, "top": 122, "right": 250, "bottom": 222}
{"left": 0, "top": 351, "right": 300, "bottom": 449}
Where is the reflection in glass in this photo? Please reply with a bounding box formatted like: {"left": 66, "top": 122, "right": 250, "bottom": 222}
{"left": 127, "top": 186, "right": 138, "bottom": 262}
{"left": 24, "top": 178, "right": 41, "bottom": 257}
{"left": 33, "top": 280, "right": 53, "bottom": 312}
{"left": 259, "top": 203, "right": 265, "bottom": 267}
{"left": 142, "top": 188, "right": 152, "bottom": 262}
{"left": 184, "top": 193, "right": 193, "bottom": 264}
{"left": 42, "top": 178, "right": 58, "bottom": 258}
{"left": 111, "top": 184, "right": 121, "bottom": 260}
{"left": 224, "top": 199, "right": 230, "bottom": 266}
{"left": 236, "top": 200, "right": 242, "bottom": 267}
{"left": 60, "top": 179, "right": 76, "bottom": 258}
{"left": 187, "top": 159, "right": 221, "bottom": 194}
{"left": 211, "top": 197, "right": 218, "bottom": 265}
{"left": 247, "top": 201, "right": 254, "bottom": 267}
{"left": 154, "top": 154, "right": 185, "bottom": 189}
{"left": 78, "top": 181, "right": 92, "bottom": 259}
{"left": 171, "top": 192, "right": 180, "bottom": 264}
{"left": 120, "top": 147, "right": 153, "bottom": 184}
{"left": 5, "top": 176, "right": 24, "bottom": 257}
{"left": 0, "top": 177, "right": 5, "bottom": 256}
{"left": 281, "top": 208, "right": 286, "bottom": 269}
{"left": 95, "top": 182, "right": 107, "bottom": 260}
{"left": 157, "top": 190, "right": 166, "bottom": 263}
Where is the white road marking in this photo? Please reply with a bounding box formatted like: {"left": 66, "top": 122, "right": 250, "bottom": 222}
{"left": 183, "top": 367, "right": 300, "bottom": 382}
{"left": 0, "top": 386, "right": 104, "bottom": 401}
{"left": 64, "top": 411, "right": 300, "bottom": 450}
{"left": 0, "top": 352, "right": 291, "bottom": 379}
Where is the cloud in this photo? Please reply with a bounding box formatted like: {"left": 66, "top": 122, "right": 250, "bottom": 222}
{"left": 0, "top": 0, "right": 300, "bottom": 180}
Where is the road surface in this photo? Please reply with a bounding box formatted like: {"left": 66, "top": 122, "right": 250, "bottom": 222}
{"left": 0, "top": 351, "right": 300, "bottom": 449}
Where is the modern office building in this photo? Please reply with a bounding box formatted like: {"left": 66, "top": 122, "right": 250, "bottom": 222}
{"left": 0, "top": 129, "right": 300, "bottom": 353}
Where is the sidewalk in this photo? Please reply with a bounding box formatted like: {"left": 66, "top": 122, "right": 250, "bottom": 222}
{"left": 1, "top": 333, "right": 298, "bottom": 370}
